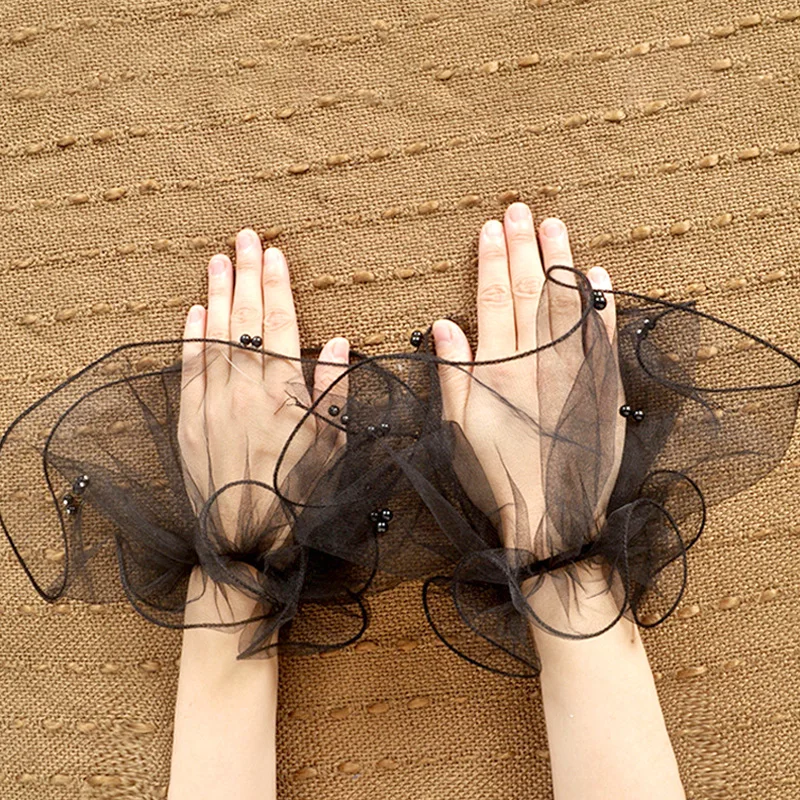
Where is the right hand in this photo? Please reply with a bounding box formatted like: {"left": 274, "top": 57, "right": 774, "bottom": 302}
{"left": 431, "top": 204, "right": 626, "bottom": 554}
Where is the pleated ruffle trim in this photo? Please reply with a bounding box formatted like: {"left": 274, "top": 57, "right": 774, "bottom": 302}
{"left": 2, "top": 267, "right": 798, "bottom": 676}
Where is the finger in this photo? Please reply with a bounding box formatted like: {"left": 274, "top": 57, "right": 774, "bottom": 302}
{"left": 205, "top": 253, "right": 233, "bottom": 384}
{"left": 312, "top": 337, "right": 350, "bottom": 444}
{"left": 538, "top": 217, "right": 581, "bottom": 342}
{"left": 504, "top": 202, "right": 543, "bottom": 353}
{"left": 476, "top": 219, "right": 516, "bottom": 360}
{"left": 230, "top": 228, "right": 265, "bottom": 383}
{"left": 181, "top": 304, "right": 207, "bottom": 411}
{"left": 262, "top": 246, "right": 302, "bottom": 382}
{"left": 586, "top": 267, "right": 626, "bottom": 520}
{"left": 586, "top": 266, "right": 616, "bottom": 345}
{"left": 179, "top": 304, "right": 209, "bottom": 505}
{"left": 587, "top": 264, "right": 624, "bottom": 410}
{"left": 432, "top": 319, "right": 472, "bottom": 427}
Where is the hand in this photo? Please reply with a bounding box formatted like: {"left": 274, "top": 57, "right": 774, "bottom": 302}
{"left": 177, "top": 228, "right": 350, "bottom": 552}
{"left": 431, "top": 205, "right": 626, "bottom": 554}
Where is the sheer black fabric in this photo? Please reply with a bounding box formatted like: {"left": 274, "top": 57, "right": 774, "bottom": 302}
{"left": 1, "top": 267, "right": 798, "bottom": 675}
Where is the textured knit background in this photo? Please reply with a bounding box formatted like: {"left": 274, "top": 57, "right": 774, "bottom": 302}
{"left": 1, "top": 1, "right": 799, "bottom": 798}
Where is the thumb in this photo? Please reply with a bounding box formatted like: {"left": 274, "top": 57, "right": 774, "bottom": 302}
{"left": 432, "top": 319, "right": 472, "bottom": 426}
{"left": 313, "top": 337, "right": 350, "bottom": 443}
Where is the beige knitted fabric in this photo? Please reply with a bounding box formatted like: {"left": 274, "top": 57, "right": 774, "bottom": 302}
{"left": 1, "top": 1, "right": 798, "bottom": 798}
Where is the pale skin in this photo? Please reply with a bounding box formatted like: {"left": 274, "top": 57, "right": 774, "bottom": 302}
{"left": 168, "top": 205, "right": 685, "bottom": 800}
{"left": 170, "top": 229, "right": 350, "bottom": 800}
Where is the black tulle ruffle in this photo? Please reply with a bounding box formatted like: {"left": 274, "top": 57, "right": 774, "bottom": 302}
{"left": 1, "top": 267, "right": 798, "bottom": 676}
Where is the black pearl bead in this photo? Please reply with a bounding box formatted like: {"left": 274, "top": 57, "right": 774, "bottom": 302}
{"left": 328, "top": 405, "right": 340, "bottom": 417}
{"left": 410, "top": 330, "right": 423, "bottom": 348}
{"left": 72, "top": 474, "right": 90, "bottom": 493}
{"left": 375, "top": 520, "right": 389, "bottom": 534}
{"left": 619, "top": 405, "right": 632, "bottom": 418}
{"left": 591, "top": 290, "right": 607, "bottom": 311}
{"left": 636, "top": 322, "right": 653, "bottom": 339}
{"left": 381, "top": 508, "right": 393, "bottom": 521}
{"left": 379, "top": 422, "right": 391, "bottom": 435}
{"left": 239, "top": 333, "right": 252, "bottom": 346}
{"left": 369, "top": 510, "right": 381, "bottom": 523}
{"left": 250, "top": 335, "right": 263, "bottom": 349}
{"left": 632, "top": 409, "right": 645, "bottom": 422}
{"left": 62, "top": 492, "right": 79, "bottom": 516}
{"left": 340, "top": 414, "right": 350, "bottom": 425}
{"left": 366, "top": 424, "right": 377, "bottom": 436}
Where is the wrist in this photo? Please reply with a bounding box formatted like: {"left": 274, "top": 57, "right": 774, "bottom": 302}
{"left": 185, "top": 564, "right": 270, "bottom": 629}
{"left": 522, "top": 559, "right": 629, "bottom": 662}
{"left": 181, "top": 566, "right": 280, "bottom": 667}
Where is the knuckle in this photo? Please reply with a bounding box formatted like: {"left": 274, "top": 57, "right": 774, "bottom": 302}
{"left": 480, "top": 242, "right": 507, "bottom": 261}
{"left": 478, "top": 282, "right": 513, "bottom": 308}
{"left": 512, "top": 275, "right": 543, "bottom": 299}
{"left": 204, "top": 328, "right": 229, "bottom": 342}
{"left": 487, "top": 362, "right": 513, "bottom": 385}
{"left": 439, "top": 364, "right": 467, "bottom": 389}
{"left": 262, "top": 268, "right": 286, "bottom": 290}
{"left": 203, "top": 396, "right": 221, "bottom": 424}
{"left": 265, "top": 387, "right": 291, "bottom": 410}
{"left": 474, "top": 358, "right": 522, "bottom": 389}
{"left": 177, "top": 425, "right": 202, "bottom": 454}
{"left": 547, "top": 284, "right": 579, "bottom": 311}
{"left": 179, "top": 370, "right": 202, "bottom": 394}
{"left": 546, "top": 255, "right": 573, "bottom": 273}
{"left": 313, "top": 367, "right": 335, "bottom": 389}
{"left": 207, "top": 283, "right": 230, "bottom": 300}
{"left": 312, "top": 382, "right": 333, "bottom": 404}
{"left": 314, "top": 370, "right": 346, "bottom": 399}
{"left": 235, "top": 255, "right": 260, "bottom": 272}
{"left": 504, "top": 226, "right": 534, "bottom": 247}
{"left": 230, "top": 305, "right": 261, "bottom": 325}
{"left": 263, "top": 308, "right": 295, "bottom": 332}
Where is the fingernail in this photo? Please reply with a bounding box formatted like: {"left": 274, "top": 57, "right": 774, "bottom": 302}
{"left": 208, "top": 256, "right": 226, "bottom": 276}
{"left": 265, "top": 247, "right": 284, "bottom": 270}
{"left": 331, "top": 338, "right": 348, "bottom": 359}
{"left": 188, "top": 305, "right": 204, "bottom": 323}
{"left": 237, "top": 228, "right": 259, "bottom": 249}
{"left": 507, "top": 203, "right": 530, "bottom": 223}
{"left": 542, "top": 218, "right": 565, "bottom": 238}
{"left": 433, "top": 320, "right": 452, "bottom": 344}
{"left": 587, "top": 267, "right": 611, "bottom": 289}
{"left": 484, "top": 220, "right": 504, "bottom": 239}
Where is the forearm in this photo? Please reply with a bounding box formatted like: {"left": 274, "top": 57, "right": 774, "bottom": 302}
{"left": 168, "top": 566, "right": 278, "bottom": 800}
{"left": 527, "top": 566, "right": 685, "bottom": 800}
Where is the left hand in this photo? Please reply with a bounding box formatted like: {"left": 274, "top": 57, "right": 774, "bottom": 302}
{"left": 177, "top": 228, "right": 350, "bottom": 550}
